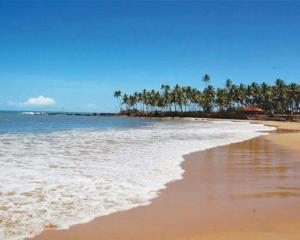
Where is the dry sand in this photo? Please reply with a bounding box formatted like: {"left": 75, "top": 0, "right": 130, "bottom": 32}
{"left": 31, "top": 121, "right": 300, "bottom": 240}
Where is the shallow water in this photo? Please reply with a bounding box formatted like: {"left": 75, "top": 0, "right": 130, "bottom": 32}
{"left": 0, "top": 112, "right": 275, "bottom": 240}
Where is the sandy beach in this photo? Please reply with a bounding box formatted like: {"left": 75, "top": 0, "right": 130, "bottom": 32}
{"left": 31, "top": 120, "right": 300, "bottom": 240}
{"left": 2, "top": 1, "right": 300, "bottom": 239}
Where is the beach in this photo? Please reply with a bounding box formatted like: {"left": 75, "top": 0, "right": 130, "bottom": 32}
{"left": 2, "top": 1, "right": 300, "bottom": 239}
{"left": 30, "top": 120, "right": 300, "bottom": 240}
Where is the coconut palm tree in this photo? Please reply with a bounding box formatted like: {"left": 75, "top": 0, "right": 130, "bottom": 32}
{"left": 287, "top": 82, "right": 299, "bottom": 114}
{"left": 274, "top": 79, "right": 287, "bottom": 113}
{"left": 216, "top": 88, "right": 227, "bottom": 112}
{"left": 113, "top": 90, "right": 122, "bottom": 112}
{"left": 202, "top": 85, "right": 215, "bottom": 112}
{"left": 161, "top": 84, "right": 172, "bottom": 112}
{"left": 116, "top": 76, "right": 299, "bottom": 116}
{"left": 202, "top": 74, "right": 210, "bottom": 88}
{"left": 260, "top": 82, "right": 273, "bottom": 113}
{"left": 141, "top": 89, "right": 149, "bottom": 113}
{"left": 122, "top": 94, "right": 129, "bottom": 111}
{"left": 225, "top": 79, "right": 233, "bottom": 109}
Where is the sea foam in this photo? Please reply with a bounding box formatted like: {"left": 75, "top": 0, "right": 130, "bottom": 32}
{"left": 0, "top": 120, "right": 275, "bottom": 240}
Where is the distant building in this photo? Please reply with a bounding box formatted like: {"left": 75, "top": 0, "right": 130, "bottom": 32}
{"left": 240, "top": 106, "right": 264, "bottom": 115}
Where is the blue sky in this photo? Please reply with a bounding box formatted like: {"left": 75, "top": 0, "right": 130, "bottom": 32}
{"left": 0, "top": 1, "right": 300, "bottom": 112}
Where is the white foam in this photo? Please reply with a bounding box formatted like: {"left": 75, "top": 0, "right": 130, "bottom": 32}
{"left": 21, "top": 112, "right": 44, "bottom": 115}
{"left": 0, "top": 120, "right": 275, "bottom": 240}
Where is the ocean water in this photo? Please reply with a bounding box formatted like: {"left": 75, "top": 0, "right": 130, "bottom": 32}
{"left": 0, "top": 111, "right": 275, "bottom": 240}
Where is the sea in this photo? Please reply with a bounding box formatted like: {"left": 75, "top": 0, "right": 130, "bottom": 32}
{"left": 0, "top": 111, "right": 275, "bottom": 240}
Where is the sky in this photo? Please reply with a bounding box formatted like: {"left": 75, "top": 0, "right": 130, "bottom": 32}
{"left": 0, "top": 1, "right": 300, "bottom": 112}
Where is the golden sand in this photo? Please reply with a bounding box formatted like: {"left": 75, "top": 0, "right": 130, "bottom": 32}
{"left": 31, "top": 121, "right": 300, "bottom": 240}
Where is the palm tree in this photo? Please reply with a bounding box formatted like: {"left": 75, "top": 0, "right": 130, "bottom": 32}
{"left": 141, "top": 89, "right": 148, "bottom": 113}
{"left": 202, "top": 74, "right": 210, "bottom": 88}
{"left": 216, "top": 88, "right": 227, "bottom": 112}
{"left": 260, "top": 82, "right": 272, "bottom": 113}
{"left": 161, "top": 84, "right": 172, "bottom": 112}
{"left": 202, "top": 85, "right": 215, "bottom": 112}
{"left": 225, "top": 79, "right": 233, "bottom": 110}
{"left": 237, "top": 84, "right": 247, "bottom": 107}
{"left": 122, "top": 94, "right": 129, "bottom": 111}
{"left": 137, "top": 92, "right": 143, "bottom": 111}
{"left": 287, "top": 82, "right": 299, "bottom": 114}
{"left": 113, "top": 90, "right": 122, "bottom": 112}
{"left": 128, "top": 95, "right": 137, "bottom": 110}
{"left": 116, "top": 76, "right": 299, "bottom": 116}
{"left": 189, "top": 88, "right": 200, "bottom": 111}
{"left": 184, "top": 86, "right": 192, "bottom": 111}
{"left": 274, "top": 79, "right": 287, "bottom": 113}
{"left": 246, "top": 85, "right": 253, "bottom": 106}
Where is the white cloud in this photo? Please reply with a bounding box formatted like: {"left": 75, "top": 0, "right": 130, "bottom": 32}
{"left": 23, "top": 96, "right": 56, "bottom": 106}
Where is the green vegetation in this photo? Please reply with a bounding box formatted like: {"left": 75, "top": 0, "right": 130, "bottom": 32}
{"left": 114, "top": 74, "right": 300, "bottom": 117}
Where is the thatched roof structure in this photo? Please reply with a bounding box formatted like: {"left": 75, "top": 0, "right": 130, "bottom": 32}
{"left": 240, "top": 106, "right": 264, "bottom": 114}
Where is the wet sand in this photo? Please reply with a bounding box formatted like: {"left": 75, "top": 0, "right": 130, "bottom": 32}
{"left": 31, "top": 122, "right": 300, "bottom": 240}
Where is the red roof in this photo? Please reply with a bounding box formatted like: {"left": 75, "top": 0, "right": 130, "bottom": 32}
{"left": 240, "top": 106, "right": 264, "bottom": 113}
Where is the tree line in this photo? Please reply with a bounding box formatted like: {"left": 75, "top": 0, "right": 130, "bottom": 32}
{"left": 114, "top": 74, "right": 300, "bottom": 115}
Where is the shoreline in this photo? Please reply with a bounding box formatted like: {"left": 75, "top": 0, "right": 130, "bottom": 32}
{"left": 30, "top": 121, "right": 300, "bottom": 240}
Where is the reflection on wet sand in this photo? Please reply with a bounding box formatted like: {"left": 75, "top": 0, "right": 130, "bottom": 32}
{"left": 219, "top": 137, "right": 300, "bottom": 201}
